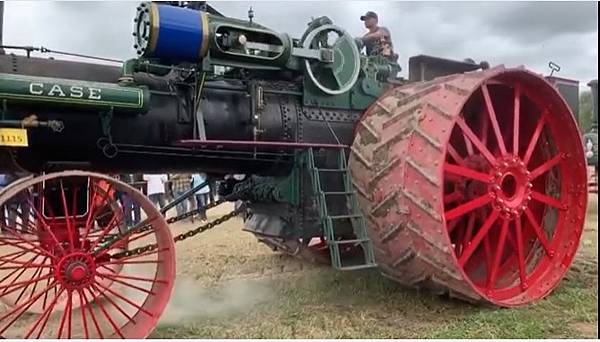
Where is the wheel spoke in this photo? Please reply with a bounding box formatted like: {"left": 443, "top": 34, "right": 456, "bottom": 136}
{"left": 27, "top": 197, "right": 67, "bottom": 255}
{"left": 93, "top": 281, "right": 154, "bottom": 317}
{"left": 59, "top": 180, "right": 76, "bottom": 252}
{"left": 8, "top": 257, "right": 48, "bottom": 307}
{"left": 530, "top": 154, "right": 562, "bottom": 180}
{"left": 0, "top": 250, "right": 28, "bottom": 267}
{"left": 0, "top": 254, "right": 41, "bottom": 289}
{"left": 524, "top": 208, "right": 553, "bottom": 257}
{"left": 25, "top": 286, "right": 65, "bottom": 338}
{"left": 96, "top": 272, "right": 168, "bottom": 284}
{"left": 487, "top": 219, "right": 510, "bottom": 290}
{"left": 480, "top": 108, "right": 490, "bottom": 146}
{"left": 57, "top": 290, "right": 72, "bottom": 339}
{"left": 0, "top": 226, "right": 55, "bottom": 260}
{"left": 483, "top": 235, "right": 493, "bottom": 277}
{"left": 482, "top": 84, "right": 507, "bottom": 155}
{"left": 462, "top": 130, "right": 474, "bottom": 156}
{"left": 78, "top": 290, "right": 91, "bottom": 339}
{"left": 456, "top": 117, "right": 496, "bottom": 165}
{"left": 88, "top": 211, "right": 125, "bottom": 252}
{"left": 462, "top": 214, "right": 476, "bottom": 253}
{"left": 445, "top": 194, "right": 492, "bottom": 222}
{"left": 0, "top": 281, "right": 58, "bottom": 334}
{"left": 514, "top": 218, "right": 528, "bottom": 290}
{"left": 444, "top": 163, "right": 491, "bottom": 183}
{"left": 98, "top": 272, "right": 156, "bottom": 295}
{"left": 444, "top": 192, "right": 463, "bottom": 205}
{"left": 90, "top": 283, "right": 136, "bottom": 323}
{"left": 26, "top": 257, "right": 50, "bottom": 308}
{"left": 531, "top": 191, "right": 563, "bottom": 209}
{"left": 458, "top": 210, "right": 500, "bottom": 267}
{"left": 522, "top": 111, "right": 547, "bottom": 165}
{"left": 84, "top": 287, "right": 125, "bottom": 339}
{"left": 447, "top": 145, "right": 465, "bottom": 165}
{"left": 513, "top": 84, "right": 521, "bottom": 155}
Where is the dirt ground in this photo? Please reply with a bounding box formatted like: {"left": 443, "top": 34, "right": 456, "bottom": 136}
{"left": 1, "top": 195, "right": 597, "bottom": 338}
{"left": 150, "top": 195, "right": 598, "bottom": 339}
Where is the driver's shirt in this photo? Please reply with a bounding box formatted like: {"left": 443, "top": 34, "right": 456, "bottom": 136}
{"left": 362, "top": 26, "right": 393, "bottom": 55}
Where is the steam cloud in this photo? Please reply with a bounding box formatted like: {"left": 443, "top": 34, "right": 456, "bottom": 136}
{"left": 160, "top": 277, "right": 274, "bottom": 325}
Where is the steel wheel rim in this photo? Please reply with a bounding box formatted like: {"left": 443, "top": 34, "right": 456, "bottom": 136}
{"left": 442, "top": 72, "right": 587, "bottom": 305}
{"left": 0, "top": 171, "right": 175, "bottom": 338}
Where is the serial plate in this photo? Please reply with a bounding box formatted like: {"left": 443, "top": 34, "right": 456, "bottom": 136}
{"left": 0, "top": 128, "right": 29, "bottom": 147}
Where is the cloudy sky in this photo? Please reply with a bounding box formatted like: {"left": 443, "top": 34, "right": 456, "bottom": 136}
{"left": 2, "top": 1, "right": 598, "bottom": 86}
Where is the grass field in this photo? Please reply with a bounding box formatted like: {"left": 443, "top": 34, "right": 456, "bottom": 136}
{"left": 150, "top": 195, "right": 598, "bottom": 339}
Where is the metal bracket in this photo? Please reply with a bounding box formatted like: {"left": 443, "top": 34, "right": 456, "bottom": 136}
{"left": 291, "top": 47, "right": 334, "bottom": 62}
{"left": 97, "top": 107, "right": 118, "bottom": 158}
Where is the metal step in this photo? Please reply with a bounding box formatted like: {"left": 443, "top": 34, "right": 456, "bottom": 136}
{"left": 306, "top": 147, "right": 377, "bottom": 271}
{"left": 338, "top": 263, "right": 378, "bottom": 271}
{"left": 317, "top": 168, "right": 349, "bottom": 173}
{"left": 328, "top": 214, "right": 363, "bottom": 220}
{"left": 330, "top": 238, "right": 370, "bottom": 245}
{"left": 323, "top": 191, "right": 356, "bottom": 196}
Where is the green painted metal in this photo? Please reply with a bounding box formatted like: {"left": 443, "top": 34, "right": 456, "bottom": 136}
{"left": 305, "top": 147, "right": 376, "bottom": 270}
{"left": 303, "top": 55, "right": 393, "bottom": 110}
{"left": 0, "top": 72, "right": 150, "bottom": 113}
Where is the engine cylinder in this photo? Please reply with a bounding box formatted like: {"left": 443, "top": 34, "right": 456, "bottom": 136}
{"left": 134, "top": 2, "right": 209, "bottom": 62}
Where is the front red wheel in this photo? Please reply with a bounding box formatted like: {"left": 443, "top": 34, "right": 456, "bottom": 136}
{"left": 0, "top": 171, "right": 175, "bottom": 338}
{"left": 443, "top": 77, "right": 586, "bottom": 303}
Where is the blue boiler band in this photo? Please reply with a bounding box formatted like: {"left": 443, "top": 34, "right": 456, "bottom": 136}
{"left": 147, "top": 4, "right": 208, "bottom": 62}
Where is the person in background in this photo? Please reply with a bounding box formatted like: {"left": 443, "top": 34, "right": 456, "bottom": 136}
{"left": 0, "top": 171, "right": 31, "bottom": 231}
{"left": 191, "top": 172, "right": 210, "bottom": 221}
{"left": 116, "top": 174, "right": 141, "bottom": 227}
{"left": 0, "top": 173, "right": 9, "bottom": 229}
{"left": 143, "top": 174, "right": 168, "bottom": 210}
{"left": 169, "top": 173, "right": 192, "bottom": 218}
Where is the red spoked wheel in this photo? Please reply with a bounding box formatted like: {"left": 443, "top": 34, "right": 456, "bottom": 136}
{"left": 0, "top": 171, "right": 175, "bottom": 338}
{"left": 350, "top": 66, "right": 588, "bottom": 306}
{"left": 0, "top": 179, "right": 128, "bottom": 314}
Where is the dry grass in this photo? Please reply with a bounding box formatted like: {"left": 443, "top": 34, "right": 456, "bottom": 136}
{"left": 150, "top": 196, "right": 598, "bottom": 339}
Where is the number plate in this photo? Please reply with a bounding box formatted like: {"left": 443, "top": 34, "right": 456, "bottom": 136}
{"left": 0, "top": 128, "right": 29, "bottom": 147}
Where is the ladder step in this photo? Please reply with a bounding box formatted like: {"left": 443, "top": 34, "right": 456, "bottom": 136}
{"left": 323, "top": 191, "right": 356, "bottom": 196}
{"left": 328, "top": 214, "right": 363, "bottom": 220}
{"left": 330, "top": 238, "right": 370, "bottom": 245}
{"left": 317, "top": 168, "right": 348, "bottom": 173}
{"left": 338, "top": 263, "right": 378, "bottom": 271}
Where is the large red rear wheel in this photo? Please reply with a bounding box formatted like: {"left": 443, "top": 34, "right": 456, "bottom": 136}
{"left": 349, "top": 66, "right": 588, "bottom": 306}
{"left": 0, "top": 171, "right": 175, "bottom": 338}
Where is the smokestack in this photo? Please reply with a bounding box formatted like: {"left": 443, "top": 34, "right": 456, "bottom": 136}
{"left": 589, "top": 79, "right": 598, "bottom": 131}
{"left": 0, "top": 1, "right": 4, "bottom": 55}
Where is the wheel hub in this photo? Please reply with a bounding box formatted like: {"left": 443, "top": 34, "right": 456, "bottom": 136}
{"left": 489, "top": 156, "right": 532, "bottom": 219}
{"left": 56, "top": 252, "right": 96, "bottom": 290}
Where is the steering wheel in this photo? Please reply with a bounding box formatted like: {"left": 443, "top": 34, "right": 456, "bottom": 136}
{"left": 301, "top": 24, "right": 361, "bottom": 95}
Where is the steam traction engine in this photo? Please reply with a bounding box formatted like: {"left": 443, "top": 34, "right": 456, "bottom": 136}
{"left": 0, "top": 2, "right": 588, "bottom": 338}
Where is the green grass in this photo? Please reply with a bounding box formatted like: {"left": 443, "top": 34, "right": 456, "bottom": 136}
{"left": 151, "top": 264, "right": 597, "bottom": 339}
{"left": 150, "top": 195, "right": 598, "bottom": 339}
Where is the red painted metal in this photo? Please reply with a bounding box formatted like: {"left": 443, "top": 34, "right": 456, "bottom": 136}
{"left": 349, "top": 66, "right": 588, "bottom": 306}
{"left": 176, "top": 139, "right": 348, "bottom": 150}
{"left": 0, "top": 171, "right": 175, "bottom": 338}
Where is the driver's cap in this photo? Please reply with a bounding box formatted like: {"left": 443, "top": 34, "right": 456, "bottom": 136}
{"left": 360, "top": 11, "right": 378, "bottom": 21}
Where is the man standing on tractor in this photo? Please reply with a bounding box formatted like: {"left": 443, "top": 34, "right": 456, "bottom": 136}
{"left": 357, "top": 11, "right": 395, "bottom": 59}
